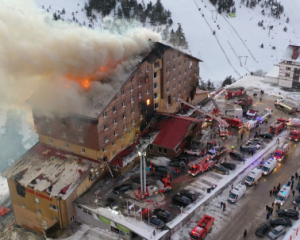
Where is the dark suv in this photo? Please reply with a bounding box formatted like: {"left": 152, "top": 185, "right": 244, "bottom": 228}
{"left": 113, "top": 184, "right": 132, "bottom": 194}
{"left": 153, "top": 208, "right": 172, "bottom": 222}
{"left": 106, "top": 198, "right": 118, "bottom": 210}
{"left": 179, "top": 189, "right": 198, "bottom": 202}
{"left": 229, "top": 151, "right": 245, "bottom": 161}
{"left": 169, "top": 161, "right": 186, "bottom": 168}
{"left": 154, "top": 165, "right": 169, "bottom": 174}
{"left": 172, "top": 193, "right": 191, "bottom": 207}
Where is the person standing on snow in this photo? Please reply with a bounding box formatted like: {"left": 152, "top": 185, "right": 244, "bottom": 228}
{"left": 244, "top": 229, "right": 247, "bottom": 238}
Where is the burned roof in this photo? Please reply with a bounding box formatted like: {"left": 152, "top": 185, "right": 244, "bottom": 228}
{"left": 2, "top": 143, "right": 98, "bottom": 200}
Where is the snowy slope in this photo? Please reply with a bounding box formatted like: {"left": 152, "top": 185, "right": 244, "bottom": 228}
{"left": 34, "top": 0, "right": 300, "bottom": 83}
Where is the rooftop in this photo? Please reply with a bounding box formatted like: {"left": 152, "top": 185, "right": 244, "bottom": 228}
{"left": 2, "top": 143, "right": 98, "bottom": 200}
{"left": 265, "top": 65, "right": 279, "bottom": 78}
{"left": 281, "top": 45, "right": 300, "bottom": 63}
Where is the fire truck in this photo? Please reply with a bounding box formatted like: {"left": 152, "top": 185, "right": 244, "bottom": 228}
{"left": 190, "top": 215, "right": 215, "bottom": 240}
{"left": 235, "top": 95, "right": 253, "bottom": 106}
{"left": 222, "top": 117, "right": 243, "bottom": 128}
{"left": 138, "top": 178, "right": 171, "bottom": 199}
{"left": 256, "top": 108, "right": 273, "bottom": 123}
{"left": 188, "top": 156, "right": 215, "bottom": 177}
{"left": 275, "top": 101, "right": 296, "bottom": 114}
{"left": 289, "top": 129, "right": 300, "bottom": 142}
{"left": 225, "top": 87, "right": 246, "bottom": 99}
{"left": 273, "top": 142, "right": 289, "bottom": 161}
{"left": 269, "top": 118, "right": 286, "bottom": 134}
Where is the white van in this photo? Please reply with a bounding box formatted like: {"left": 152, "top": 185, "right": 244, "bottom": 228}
{"left": 244, "top": 120, "right": 259, "bottom": 131}
{"left": 228, "top": 183, "right": 246, "bottom": 203}
{"left": 261, "top": 159, "right": 277, "bottom": 175}
{"left": 245, "top": 168, "right": 262, "bottom": 186}
{"left": 274, "top": 184, "right": 291, "bottom": 206}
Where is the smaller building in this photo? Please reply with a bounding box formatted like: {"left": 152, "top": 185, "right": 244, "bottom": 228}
{"left": 147, "top": 114, "right": 202, "bottom": 159}
{"left": 264, "top": 65, "right": 279, "bottom": 84}
{"left": 279, "top": 45, "right": 300, "bottom": 88}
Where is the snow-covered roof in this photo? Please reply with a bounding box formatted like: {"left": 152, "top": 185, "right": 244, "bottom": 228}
{"left": 2, "top": 143, "right": 97, "bottom": 200}
{"left": 281, "top": 45, "right": 300, "bottom": 63}
{"left": 265, "top": 65, "right": 279, "bottom": 78}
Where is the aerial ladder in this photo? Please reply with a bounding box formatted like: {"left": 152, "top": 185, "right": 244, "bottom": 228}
{"left": 178, "top": 99, "right": 229, "bottom": 138}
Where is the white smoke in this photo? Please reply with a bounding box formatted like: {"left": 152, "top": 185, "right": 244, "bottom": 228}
{"left": 0, "top": 0, "right": 161, "bottom": 116}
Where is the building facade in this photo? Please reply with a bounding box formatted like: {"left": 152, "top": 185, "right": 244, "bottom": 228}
{"left": 279, "top": 45, "right": 300, "bottom": 88}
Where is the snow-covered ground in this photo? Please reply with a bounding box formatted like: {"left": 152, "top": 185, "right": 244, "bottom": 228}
{"left": 0, "top": 176, "right": 9, "bottom": 205}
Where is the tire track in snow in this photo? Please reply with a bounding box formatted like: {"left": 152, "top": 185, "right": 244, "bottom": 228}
{"left": 191, "top": 0, "right": 242, "bottom": 77}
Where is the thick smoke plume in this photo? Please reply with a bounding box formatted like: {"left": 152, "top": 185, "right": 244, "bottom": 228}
{"left": 0, "top": 0, "right": 161, "bottom": 117}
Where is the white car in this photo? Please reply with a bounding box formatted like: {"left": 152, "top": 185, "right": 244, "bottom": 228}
{"left": 245, "top": 142, "right": 260, "bottom": 150}
{"left": 184, "top": 149, "right": 201, "bottom": 156}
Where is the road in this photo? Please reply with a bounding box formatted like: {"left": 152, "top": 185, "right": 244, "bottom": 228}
{"left": 212, "top": 138, "right": 300, "bottom": 240}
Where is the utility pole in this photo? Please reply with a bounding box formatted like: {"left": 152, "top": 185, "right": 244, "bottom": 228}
{"left": 238, "top": 56, "right": 248, "bottom": 66}
{"left": 210, "top": 10, "right": 218, "bottom": 20}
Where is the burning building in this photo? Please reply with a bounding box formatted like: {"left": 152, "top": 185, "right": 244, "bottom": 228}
{"left": 2, "top": 42, "right": 203, "bottom": 235}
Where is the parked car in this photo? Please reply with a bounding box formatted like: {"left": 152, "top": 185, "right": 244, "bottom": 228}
{"left": 132, "top": 177, "right": 151, "bottom": 186}
{"left": 296, "top": 181, "right": 300, "bottom": 190}
{"left": 184, "top": 149, "right": 201, "bottom": 156}
{"left": 180, "top": 189, "right": 198, "bottom": 202}
{"left": 268, "top": 225, "right": 286, "bottom": 239}
{"left": 174, "top": 156, "right": 190, "bottom": 164}
{"left": 106, "top": 198, "right": 118, "bottom": 210}
{"left": 247, "top": 138, "right": 263, "bottom": 145}
{"left": 221, "top": 162, "right": 236, "bottom": 170}
{"left": 113, "top": 184, "right": 132, "bottom": 194}
{"left": 153, "top": 165, "right": 169, "bottom": 174}
{"left": 269, "top": 217, "right": 292, "bottom": 227}
{"left": 245, "top": 141, "right": 261, "bottom": 150}
{"left": 153, "top": 208, "right": 172, "bottom": 223}
{"left": 169, "top": 161, "right": 186, "bottom": 168}
{"left": 294, "top": 196, "right": 300, "bottom": 206}
{"left": 255, "top": 223, "right": 271, "bottom": 237}
{"left": 259, "top": 132, "right": 274, "bottom": 139}
{"left": 229, "top": 151, "right": 245, "bottom": 161}
{"left": 240, "top": 144, "right": 256, "bottom": 153}
{"left": 172, "top": 193, "right": 191, "bottom": 207}
{"left": 277, "top": 208, "right": 300, "bottom": 220}
{"left": 213, "top": 164, "right": 229, "bottom": 175}
{"left": 145, "top": 216, "right": 164, "bottom": 229}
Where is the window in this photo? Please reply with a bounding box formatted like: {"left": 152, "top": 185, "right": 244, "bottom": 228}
{"left": 138, "top": 81, "right": 142, "bottom": 88}
{"left": 179, "top": 62, "right": 181, "bottom": 67}
{"left": 285, "top": 73, "right": 290, "bottom": 77}
{"left": 129, "top": 130, "right": 132, "bottom": 134}
{"left": 287, "top": 61, "right": 292, "bottom": 64}
{"left": 145, "top": 77, "right": 149, "bottom": 83}
{"left": 122, "top": 102, "right": 126, "bottom": 108}
{"left": 114, "top": 130, "right": 118, "bottom": 136}
{"left": 154, "top": 92, "right": 158, "bottom": 99}
{"left": 103, "top": 147, "right": 107, "bottom": 152}
{"left": 153, "top": 72, "right": 157, "bottom": 78}
{"left": 138, "top": 70, "right": 142, "bottom": 75}
{"left": 65, "top": 143, "right": 69, "bottom": 148}
{"left": 184, "top": 69, "right": 187, "bottom": 74}
{"left": 179, "top": 90, "right": 181, "bottom": 95}
{"left": 140, "top": 114, "right": 143, "bottom": 120}
{"left": 178, "top": 53, "right": 181, "bottom": 57}
{"left": 139, "top": 93, "right": 142, "bottom": 99}
{"left": 114, "top": 119, "right": 117, "bottom": 125}
{"left": 62, "top": 132, "right": 67, "bottom": 138}
{"left": 61, "top": 119, "right": 66, "bottom": 127}
{"left": 50, "top": 204, "right": 58, "bottom": 211}
{"left": 130, "top": 85, "right": 134, "bottom": 92}
{"left": 167, "top": 88, "right": 170, "bottom": 93}
{"left": 147, "top": 99, "right": 150, "bottom": 105}
{"left": 37, "top": 209, "right": 41, "bottom": 214}
{"left": 154, "top": 103, "right": 159, "bottom": 110}
{"left": 132, "top": 119, "right": 135, "bottom": 126}
{"left": 146, "top": 66, "right": 149, "bottom": 72}
{"left": 70, "top": 216, "right": 75, "bottom": 221}
{"left": 113, "top": 106, "right": 116, "bottom": 112}
{"left": 154, "top": 82, "right": 158, "bottom": 89}
{"left": 81, "top": 148, "right": 85, "bottom": 154}
{"left": 163, "top": 148, "right": 167, "bottom": 154}
{"left": 121, "top": 90, "right": 125, "bottom": 95}
{"left": 45, "top": 117, "right": 49, "bottom": 123}
{"left": 112, "top": 141, "right": 116, "bottom": 146}
{"left": 131, "top": 108, "right": 135, "bottom": 114}
{"left": 78, "top": 124, "right": 82, "bottom": 131}
{"left": 286, "top": 67, "right": 291, "bottom": 71}
{"left": 47, "top": 128, "right": 51, "bottom": 134}
{"left": 173, "top": 75, "right": 176, "bottom": 80}
{"left": 53, "top": 216, "right": 58, "bottom": 221}
{"left": 173, "top": 55, "right": 175, "bottom": 60}
{"left": 149, "top": 145, "right": 153, "bottom": 150}
{"left": 184, "top": 78, "right": 187, "bottom": 83}
{"left": 173, "top": 65, "right": 175, "bottom": 70}
{"left": 123, "top": 125, "right": 127, "bottom": 130}
{"left": 131, "top": 76, "right": 134, "bottom": 82}
{"left": 154, "top": 61, "right": 160, "bottom": 68}
{"left": 167, "top": 78, "right": 170, "bottom": 83}
{"left": 146, "top": 89, "right": 150, "bottom": 95}
{"left": 123, "top": 113, "right": 126, "bottom": 119}
{"left": 103, "top": 111, "right": 107, "bottom": 118}
{"left": 179, "top": 71, "right": 181, "bottom": 77}
{"left": 184, "top": 59, "right": 187, "bottom": 64}
{"left": 21, "top": 202, "right": 25, "bottom": 208}
{"left": 121, "top": 136, "right": 124, "bottom": 141}
{"left": 158, "top": 147, "right": 162, "bottom": 152}
{"left": 79, "top": 136, "right": 84, "bottom": 143}
{"left": 173, "top": 84, "right": 176, "bottom": 89}
{"left": 49, "top": 138, "right": 53, "bottom": 144}
{"left": 167, "top": 67, "right": 170, "bottom": 73}
{"left": 131, "top": 97, "right": 134, "bottom": 103}
{"left": 121, "top": 144, "right": 125, "bottom": 149}
{"left": 35, "top": 198, "right": 40, "bottom": 204}
{"left": 179, "top": 81, "right": 181, "bottom": 86}
{"left": 104, "top": 124, "right": 108, "bottom": 130}
{"left": 167, "top": 57, "right": 170, "bottom": 63}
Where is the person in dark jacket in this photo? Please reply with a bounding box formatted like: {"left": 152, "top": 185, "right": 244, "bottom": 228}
{"left": 244, "top": 229, "right": 247, "bottom": 238}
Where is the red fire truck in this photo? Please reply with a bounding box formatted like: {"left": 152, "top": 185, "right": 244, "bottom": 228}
{"left": 138, "top": 178, "right": 171, "bottom": 199}
{"left": 273, "top": 142, "right": 289, "bottom": 161}
{"left": 188, "top": 156, "right": 214, "bottom": 177}
{"left": 190, "top": 215, "right": 215, "bottom": 240}
{"left": 225, "top": 87, "right": 246, "bottom": 99}
{"left": 289, "top": 130, "right": 300, "bottom": 142}
{"left": 222, "top": 117, "right": 243, "bottom": 128}
{"left": 269, "top": 118, "right": 286, "bottom": 134}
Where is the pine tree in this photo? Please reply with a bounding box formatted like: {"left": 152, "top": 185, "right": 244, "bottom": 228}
{"left": 286, "top": 17, "right": 289, "bottom": 23}
{"left": 261, "top": 43, "right": 264, "bottom": 48}
{"left": 117, "top": 6, "right": 123, "bottom": 19}
{"left": 283, "top": 26, "right": 287, "bottom": 32}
